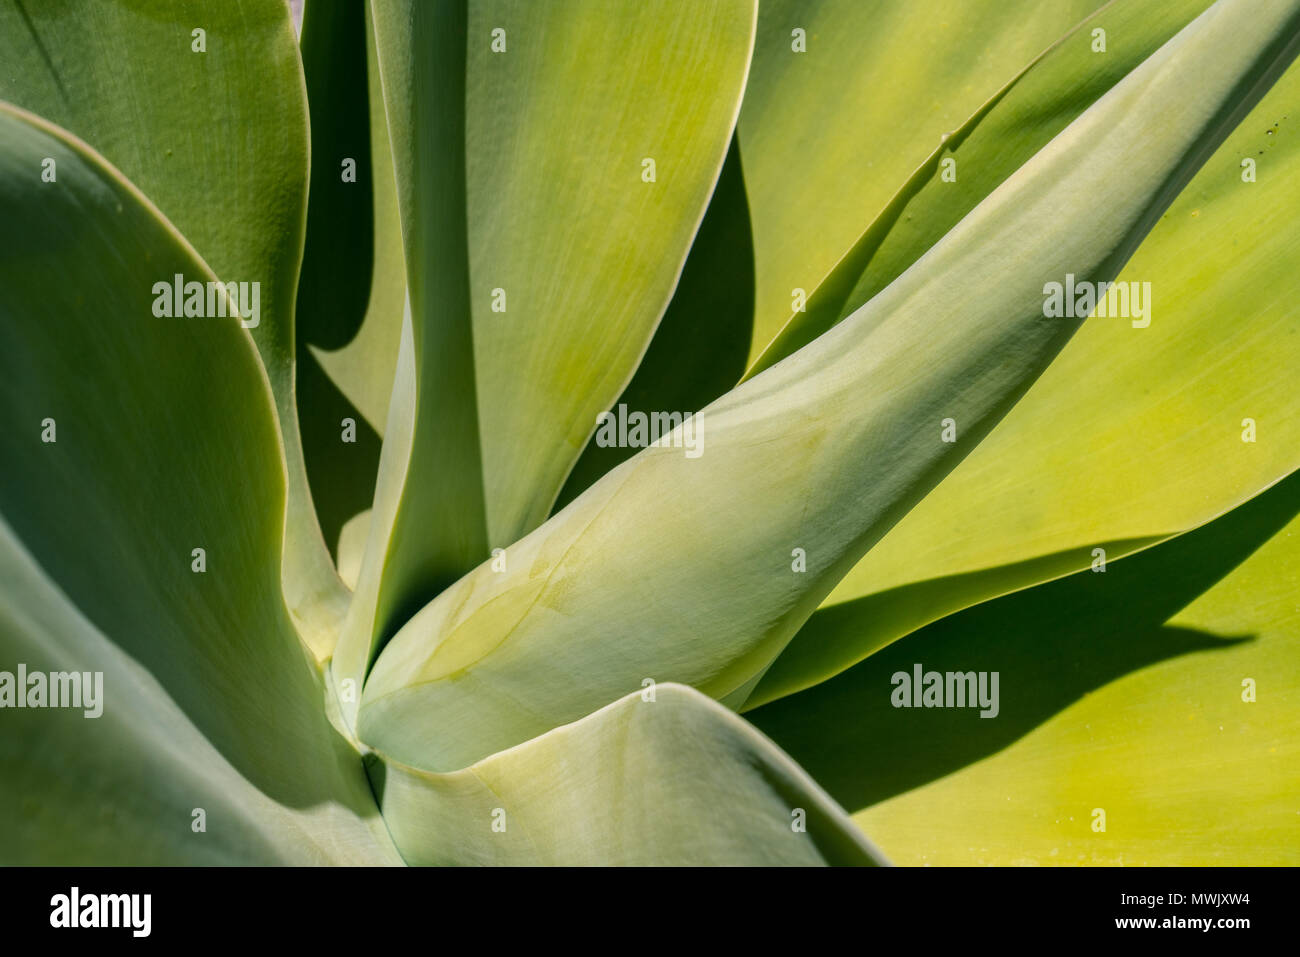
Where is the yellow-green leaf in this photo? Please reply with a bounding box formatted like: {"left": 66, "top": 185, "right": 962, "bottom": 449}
{"left": 355, "top": 0, "right": 1300, "bottom": 770}
{"left": 750, "top": 468, "right": 1300, "bottom": 864}
{"left": 334, "top": 0, "right": 758, "bottom": 718}
{"left": 737, "top": 0, "right": 1105, "bottom": 364}
{"left": 755, "top": 38, "right": 1300, "bottom": 707}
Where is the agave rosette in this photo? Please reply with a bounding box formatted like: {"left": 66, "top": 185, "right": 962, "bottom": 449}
{"left": 1, "top": 0, "right": 1298, "bottom": 865}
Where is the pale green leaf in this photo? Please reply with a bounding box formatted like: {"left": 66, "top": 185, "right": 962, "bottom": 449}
{"left": 370, "top": 683, "right": 884, "bottom": 865}
{"left": 554, "top": 134, "right": 756, "bottom": 509}
{"left": 334, "top": 0, "right": 758, "bottom": 717}
{"left": 0, "top": 104, "right": 392, "bottom": 862}
{"left": 737, "top": 0, "right": 1106, "bottom": 364}
{"left": 0, "top": 518, "right": 396, "bottom": 864}
{"left": 355, "top": 0, "right": 1300, "bottom": 770}
{"left": 0, "top": 0, "right": 347, "bottom": 656}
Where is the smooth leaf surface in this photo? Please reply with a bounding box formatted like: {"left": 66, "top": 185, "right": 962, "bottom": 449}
{"left": 0, "top": 0, "right": 347, "bottom": 655}
{"left": 335, "top": 0, "right": 758, "bottom": 714}
{"left": 356, "top": 0, "right": 1300, "bottom": 771}
{"left": 464, "top": 0, "right": 757, "bottom": 545}
{"left": 341, "top": 0, "right": 485, "bottom": 702}
{"left": 747, "top": 0, "right": 1214, "bottom": 376}
{"left": 750, "top": 468, "right": 1300, "bottom": 864}
{"left": 0, "top": 104, "right": 391, "bottom": 861}
{"left": 0, "top": 518, "right": 396, "bottom": 865}
{"left": 370, "top": 683, "right": 885, "bottom": 865}
{"left": 559, "top": 0, "right": 1207, "bottom": 554}
{"left": 737, "top": 0, "right": 1105, "bottom": 364}
{"left": 554, "top": 134, "right": 756, "bottom": 510}
{"left": 753, "top": 39, "right": 1300, "bottom": 706}
{"left": 297, "top": 0, "right": 406, "bottom": 572}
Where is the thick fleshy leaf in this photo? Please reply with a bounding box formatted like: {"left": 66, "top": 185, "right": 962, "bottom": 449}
{"left": 737, "top": 0, "right": 1105, "bottom": 364}
{"left": 554, "top": 134, "right": 756, "bottom": 510}
{"left": 465, "top": 0, "right": 756, "bottom": 545}
{"left": 369, "top": 683, "right": 884, "bottom": 865}
{"left": 298, "top": 0, "right": 376, "bottom": 356}
{"left": 747, "top": 0, "right": 1214, "bottom": 376}
{"left": 334, "top": 0, "right": 758, "bottom": 715}
{"left": 0, "top": 104, "right": 391, "bottom": 862}
{"left": 0, "top": 0, "right": 346, "bottom": 655}
{"left": 749, "top": 467, "right": 1300, "bottom": 864}
{"left": 355, "top": 0, "right": 1300, "bottom": 771}
{"left": 753, "top": 40, "right": 1300, "bottom": 707}
{"left": 0, "top": 519, "right": 396, "bottom": 865}
{"left": 340, "top": 0, "right": 485, "bottom": 702}
{"left": 560, "top": 0, "right": 1210, "bottom": 528}
{"left": 297, "top": 0, "right": 406, "bottom": 572}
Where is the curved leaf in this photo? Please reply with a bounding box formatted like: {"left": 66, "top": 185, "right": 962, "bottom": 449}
{"left": 0, "top": 0, "right": 346, "bottom": 655}
{"left": 0, "top": 103, "right": 388, "bottom": 859}
{"left": 334, "top": 0, "right": 758, "bottom": 714}
{"left": 747, "top": 0, "right": 1214, "bottom": 376}
{"left": 355, "top": 0, "right": 1300, "bottom": 770}
{"left": 751, "top": 468, "right": 1300, "bottom": 864}
{"left": 297, "top": 0, "right": 406, "bottom": 575}
{"left": 0, "top": 518, "right": 396, "bottom": 865}
{"left": 754, "top": 41, "right": 1300, "bottom": 706}
{"left": 737, "top": 0, "right": 1106, "bottom": 363}
{"left": 369, "top": 683, "right": 884, "bottom": 865}
{"left": 554, "top": 134, "right": 757, "bottom": 510}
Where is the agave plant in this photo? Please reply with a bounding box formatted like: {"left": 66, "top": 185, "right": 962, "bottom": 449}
{"left": 2, "top": 0, "right": 1298, "bottom": 866}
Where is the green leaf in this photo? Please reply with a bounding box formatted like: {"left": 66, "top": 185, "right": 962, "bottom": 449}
{"left": 749, "top": 467, "right": 1300, "bottom": 864}
{"left": 753, "top": 40, "right": 1300, "bottom": 707}
{"left": 368, "top": 683, "right": 884, "bottom": 865}
{"left": 746, "top": 0, "right": 1215, "bottom": 376}
{"left": 355, "top": 0, "right": 1300, "bottom": 771}
{"left": 553, "top": 134, "right": 756, "bottom": 510}
{"left": 334, "top": 0, "right": 758, "bottom": 713}
{"left": 297, "top": 0, "right": 379, "bottom": 357}
{"left": 303, "top": 0, "right": 407, "bottom": 440}
{"left": 0, "top": 0, "right": 346, "bottom": 656}
{"left": 465, "top": 0, "right": 757, "bottom": 545}
{"left": 0, "top": 104, "right": 392, "bottom": 862}
{"left": 296, "top": 0, "right": 406, "bottom": 579}
{"left": 0, "top": 517, "right": 395, "bottom": 864}
{"left": 737, "top": 0, "right": 1106, "bottom": 364}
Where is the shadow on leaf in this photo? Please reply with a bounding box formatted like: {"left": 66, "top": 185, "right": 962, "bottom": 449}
{"left": 553, "top": 134, "right": 755, "bottom": 511}
{"left": 747, "top": 467, "right": 1300, "bottom": 814}
{"left": 294, "top": 0, "right": 384, "bottom": 560}
{"left": 297, "top": 344, "right": 381, "bottom": 560}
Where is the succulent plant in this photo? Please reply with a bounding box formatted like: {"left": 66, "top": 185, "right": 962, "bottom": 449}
{"left": 2, "top": 0, "right": 1298, "bottom": 866}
